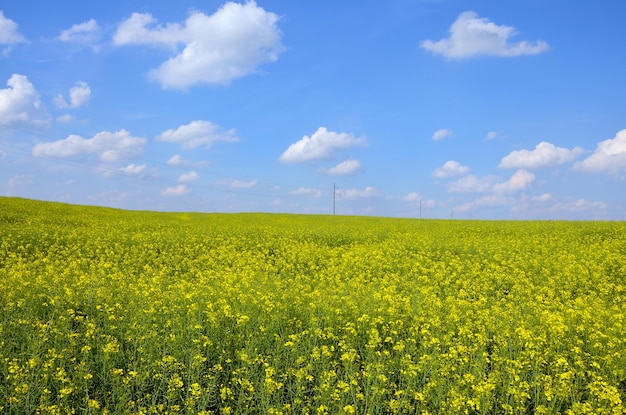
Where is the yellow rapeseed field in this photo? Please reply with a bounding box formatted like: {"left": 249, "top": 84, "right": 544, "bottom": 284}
{"left": 0, "top": 197, "right": 625, "bottom": 414}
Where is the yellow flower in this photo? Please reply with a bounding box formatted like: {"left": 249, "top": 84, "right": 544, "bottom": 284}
{"left": 342, "top": 405, "right": 356, "bottom": 414}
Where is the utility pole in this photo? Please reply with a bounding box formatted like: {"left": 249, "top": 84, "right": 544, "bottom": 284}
{"left": 333, "top": 183, "right": 337, "bottom": 215}
{"left": 419, "top": 199, "right": 422, "bottom": 219}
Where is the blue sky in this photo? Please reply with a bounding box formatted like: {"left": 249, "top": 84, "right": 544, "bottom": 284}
{"left": 1, "top": 0, "right": 625, "bottom": 219}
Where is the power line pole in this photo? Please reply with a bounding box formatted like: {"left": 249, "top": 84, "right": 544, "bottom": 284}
{"left": 419, "top": 199, "right": 422, "bottom": 219}
{"left": 333, "top": 183, "right": 337, "bottom": 215}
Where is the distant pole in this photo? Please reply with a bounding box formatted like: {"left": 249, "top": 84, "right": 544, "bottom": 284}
{"left": 419, "top": 199, "right": 422, "bottom": 219}
{"left": 333, "top": 183, "right": 336, "bottom": 215}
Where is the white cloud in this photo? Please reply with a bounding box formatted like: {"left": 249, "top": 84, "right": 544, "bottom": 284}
{"left": 229, "top": 179, "right": 257, "bottom": 189}
{"left": 403, "top": 192, "right": 421, "bottom": 202}
{"left": 404, "top": 192, "right": 436, "bottom": 207}
{"left": 290, "top": 187, "right": 323, "bottom": 198}
{"left": 532, "top": 193, "right": 553, "bottom": 203}
{"left": 56, "top": 114, "right": 74, "bottom": 123}
{"left": 178, "top": 170, "right": 199, "bottom": 183}
{"left": 218, "top": 178, "right": 257, "bottom": 189}
{"left": 421, "top": 11, "right": 549, "bottom": 59}
{"left": 161, "top": 184, "right": 190, "bottom": 197}
{"left": 0, "top": 11, "right": 27, "bottom": 48}
{"left": 341, "top": 186, "right": 380, "bottom": 200}
{"left": 54, "top": 81, "right": 91, "bottom": 109}
{"left": 113, "top": 1, "right": 284, "bottom": 89}
{"left": 53, "top": 95, "right": 69, "bottom": 109}
{"left": 58, "top": 19, "right": 100, "bottom": 46}
{"left": 485, "top": 131, "right": 498, "bottom": 140}
{"left": 432, "top": 160, "right": 470, "bottom": 178}
{"left": 167, "top": 154, "right": 210, "bottom": 168}
{"left": 167, "top": 154, "right": 184, "bottom": 166}
{"left": 447, "top": 169, "right": 534, "bottom": 196}
{"left": 432, "top": 128, "right": 453, "bottom": 141}
{"left": 457, "top": 194, "right": 515, "bottom": 212}
{"left": 325, "top": 159, "right": 362, "bottom": 176}
{"left": 69, "top": 81, "right": 91, "bottom": 108}
{"left": 279, "top": 127, "right": 366, "bottom": 163}
{"left": 574, "top": 129, "right": 626, "bottom": 174}
{"left": 120, "top": 163, "right": 146, "bottom": 175}
{"left": 157, "top": 120, "right": 238, "bottom": 149}
{"left": 476, "top": 194, "right": 515, "bottom": 207}
{"left": 499, "top": 141, "right": 584, "bottom": 169}
{"left": 0, "top": 74, "right": 49, "bottom": 127}
{"left": 550, "top": 199, "right": 607, "bottom": 213}
{"left": 448, "top": 174, "right": 498, "bottom": 193}
{"left": 32, "top": 129, "right": 146, "bottom": 162}
{"left": 7, "top": 174, "right": 33, "bottom": 188}
{"left": 493, "top": 169, "right": 535, "bottom": 193}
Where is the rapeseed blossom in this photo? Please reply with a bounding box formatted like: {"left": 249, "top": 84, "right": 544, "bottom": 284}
{"left": 0, "top": 197, "right": 625, "bottom": 414}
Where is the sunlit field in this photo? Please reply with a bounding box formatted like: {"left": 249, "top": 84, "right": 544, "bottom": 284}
{"left": 1, "top": 197, "right": 625, "bottom": 414}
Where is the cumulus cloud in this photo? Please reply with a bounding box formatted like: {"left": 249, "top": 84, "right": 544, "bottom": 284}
{"left": 448, "top": 174, "right": 498, "bottom": 193}
{"left": 229, "top": 179, "right": 257, "bottom": 189}
{"left": 0, "top": 74, "right": 49, "bottom": 127}
{"left": 166, "top": 154, "right": 209, "bottom": 168}
{"left": 493, "top": 169, "right": 535, "bottom": 193}
{"left": 325, "top": 159, "right": 362, "bottom": 176}
{"left": 499, "top": 141, "right": 584, "bottom": 169}
{"left": 550, "top": 199, "right": 608, "bottom": 213}
{"left": 7, "top": 174, "right": 33, "bottom": 188}
{"left": 178, "top": 170, "right": 199, "bottom": 183}
{"left": 341, "top": 186, "right": 380, "bottom": 200}
{"left": 54, "top": 81, "right": 92, "bottom": 109}
{"left": 56, "top": 114, "right": 74, "bottom": 123}
{"left": 58, "top": 19, "right": 100, "bottom": 46}
{"left": 279, "top": 127, "right": 366, "bottom": 163}
{"left": 167, "top": 154, "right": 185, "bottom": 166}
{"left": 52, "top": 95, "right": 67, "bottom": 109}
{"left": 532, "top": 193, "right": 554, "bottom": 203}
{"left": 120, "top": 164, "right": 146, "bottom": 175}
{"left": 32, "top": 130, "right": 146, "bottom": 162}
{"left": 574, "top": 129, "right": 626, "bottom": 174}
{"left": 290, "top": 187, "right": 323, "bottom": 198}
{"left": 485, "top": 131, "right": 498, "bottom": 140}
{"left": 476, "top": 194, "right": 515, "bottom": 207}
{"left": 69, "top": 81, "right": 92, "bottom": 107}
{"left": 432, "top": 160, "right": 470, "bottom": 178}
{"left": 457, "top": 194, "right": 515, "bottom": 212}
{"left": 113, "top": 1, "right": 284, "bottom": 89}
{"left": 404, "top": 192, "right": 436, "bottom": 207}
{"left": 404, "top": 192, "right": 421, "bottom": 202}
{"left": 157, "top": 120, "right": 238, "bottom": 149}
{"left": 447, "top": 169, "right": 534, "bottom": 194}
{"left": 421, "top": 11, "right": 549, "bottom": 59}
{"left": 161, "top": 184, "right": 189, "bottom": 197}
{"left": 52, "top": 94, "right": 70, "bottom": 109}
{"left": 0, "top": 11, "right": 27, "bottom": 54}
{"left": 432, "top": 128, "right": 453, "bottom": 141}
